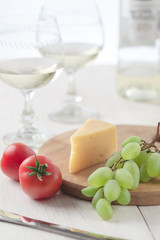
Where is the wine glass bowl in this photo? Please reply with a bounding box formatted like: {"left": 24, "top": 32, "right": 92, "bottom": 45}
{"left": 0, "top": 14, "right": 63, "bottom": 148}
{"left": 40, "top": 0, "right": 104, "bottom": 123}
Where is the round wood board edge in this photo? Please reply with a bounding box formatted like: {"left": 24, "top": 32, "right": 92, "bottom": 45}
{"left": 38, "top": 124, "right": 160, "bottom": 206}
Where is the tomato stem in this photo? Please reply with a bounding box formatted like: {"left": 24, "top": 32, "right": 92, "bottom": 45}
{"left": 26, "top": 155, "right": 51, "bottom": 181}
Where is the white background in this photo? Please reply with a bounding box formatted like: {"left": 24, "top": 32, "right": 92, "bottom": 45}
{"left": 0, "top": 0, "right": 119, "bottom": 65}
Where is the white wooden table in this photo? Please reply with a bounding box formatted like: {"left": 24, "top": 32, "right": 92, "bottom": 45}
{"left": 0, "top": 65, "right": 159, "bottom": 240}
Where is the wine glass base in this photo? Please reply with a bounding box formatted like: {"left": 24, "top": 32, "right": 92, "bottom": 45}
{"left": 119, "top": 86, "right": 159, "bottom": 102}
{"left": 49, "top": 104, "right": 99, "bottom": 124}
{"left": 3, "top": 129, "right": 53, "bottom": 150}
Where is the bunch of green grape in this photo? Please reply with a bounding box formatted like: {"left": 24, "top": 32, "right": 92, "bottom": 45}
{"left": 81, "top": 135, "right": 160, "bottom": 220}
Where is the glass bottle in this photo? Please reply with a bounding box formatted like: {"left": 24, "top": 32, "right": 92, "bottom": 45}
{"left": 117, "top": 0, "right": 160, "bottom": 101}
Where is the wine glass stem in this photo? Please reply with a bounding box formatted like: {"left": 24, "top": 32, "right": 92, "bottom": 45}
{"left": 20, "top": 89, "right": 36, "bottom": 132}
{"left": 65, "top": 70, "right": 82, "bottom": 104}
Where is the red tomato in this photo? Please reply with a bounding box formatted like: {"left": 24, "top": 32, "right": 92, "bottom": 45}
{"left": 1, "top": 143, "right": 35, "bottom": 181}
{"left": 19, "top": 155, "right": 62, "bottom": 200}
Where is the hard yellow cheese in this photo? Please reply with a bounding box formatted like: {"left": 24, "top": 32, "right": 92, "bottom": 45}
{"left": 69, "top": 118, "right": 117, "bottom": 173}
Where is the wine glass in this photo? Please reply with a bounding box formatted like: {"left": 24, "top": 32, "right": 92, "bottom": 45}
{"left": 0, "top": 14, "right": 63, "bottom": 148}
{"left": 40, "top": 0, "right": 104, "bottom": 124}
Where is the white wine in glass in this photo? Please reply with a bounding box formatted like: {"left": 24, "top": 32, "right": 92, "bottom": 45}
{"left": 41, "top": 43, "right": 102, "bottom": 71}
{"left": 40, "top": 0, "right": 104, "bottom": 123}
{"left": 0, "top": 15, "right": 63, "bottom": 148}
{"left": 0, "top": 58, "right": 61, "bottom": 89}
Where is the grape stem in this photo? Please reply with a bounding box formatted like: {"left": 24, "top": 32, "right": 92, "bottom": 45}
{"left": 111, "top": 157, "right": 123, "bottom": 171}
{"left": 141, "top": 122, "right": 160, "bottom": 153}
{"left": 153, "top": 122, "right": 160, "bottom": 142}
{"left": 119, "top": 160, "right": 128, "bottom": 164}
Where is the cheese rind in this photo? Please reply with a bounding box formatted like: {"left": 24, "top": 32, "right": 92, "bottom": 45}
{"left": 69, "top": 119, "right": 117, "bottom": 173}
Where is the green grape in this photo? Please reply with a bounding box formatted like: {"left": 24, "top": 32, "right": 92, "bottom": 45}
{"left": 121, "top": 142, "right": 141, "bottom": 160}
{"left": 114, "top": 168, "right": 134, "bottom": 189}
{"left": 96, "top": 198, "right": 113, "bottom": 220}
{"left": 140, "top": 161, "right": 151, "bottom": 183}
{"left": 88, "top": 167, "right": 113, "bottom": 188}
{"left": 81, "top": 186, "right": 99, "bottom": 197}
{"left": 147, "top": 152, "right": 160, "bottom": 177}
{"left": 122, "top": 136, "right": 141, "bottom": 147}
{"left": 123, "top": 160, "right": 140, "bottom": 190}
{"left": 117, "top": 188, "right": 131, "bottom": 205}
{"left": 104, "top": 179, "right": 121, "bottom": 201}
{"left": 133, "top": 150, "right": 148, "bottom": 168}
{"left": 92, "top": 188, "right": 103, "bottom": 209}
{"left": 105, "top": 151, "right": 121, "bottom": 168}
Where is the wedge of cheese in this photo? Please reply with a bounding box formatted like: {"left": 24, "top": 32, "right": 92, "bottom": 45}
{"left": 69, "top": 118, "right": 117, "bottom": 173}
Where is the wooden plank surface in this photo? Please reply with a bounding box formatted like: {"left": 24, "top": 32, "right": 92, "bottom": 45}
{"left": 38, "top": 124, "right": 160, "bottom": 206}
{"left": 139, "top": 205, "right": 160, "bottom": 240}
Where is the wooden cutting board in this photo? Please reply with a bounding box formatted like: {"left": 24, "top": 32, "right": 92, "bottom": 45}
{"left": 38, "top": 125, "right": 160, "bottom": 206}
